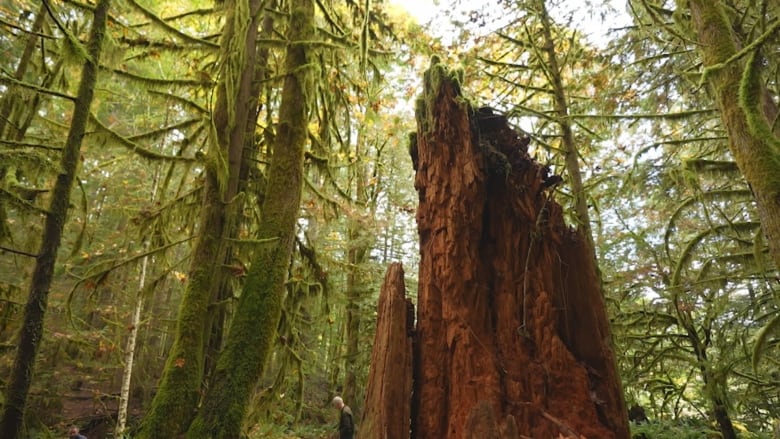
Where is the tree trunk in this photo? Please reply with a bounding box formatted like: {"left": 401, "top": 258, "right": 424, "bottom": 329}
{"left": 185, "top": 0, "right": 315, "bottom": 436}
{"left": 344, "top": 157, "right": 371, "bottom": 410}
{"left": 408, "top": 63, "right": 629, "bottom": 439}
{"left": 682, "top": 4, "right": 776, "bottom": 434}
{"left": 685, "top": 0, "right": 780, "bottom": 271}
{"left": 358, "top": 263, "right": 413, "bottom": 439}
{"left": 0, "top": 1, "right": 111, "bottom": 437}
{"left": 344, "top": 234, "right": 367, "bottom": 409}
{"left": 538, "top": 0, "right": 593, "bottom": 248}
{"left": 138, "top": 1, "right": 264, "bottom": 437}
{"left": 203, "top": 10, "right": 275, "bottom": 388}
{"left": 115, "top": 251, "right": 148, "bottom": 437}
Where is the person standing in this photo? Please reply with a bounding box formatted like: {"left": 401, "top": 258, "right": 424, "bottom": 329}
{"left": 331, "top": 396, "right": 354, "bottom": 439}
{"left": 68, "top": 425, "right": 87, "bottom": 439}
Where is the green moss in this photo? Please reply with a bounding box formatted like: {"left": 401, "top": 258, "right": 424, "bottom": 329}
{"left": 688, "top": 0, "right": 744, "bottom": 89}
{"left": 221, "top": 0, "right": 250, "bottom": 131}
{"left": 739, "top": 50, "right": 780, "bottom": 155}
{"left": 182, "top": 0, "right": 315, "bottom": 436}
{"left": 416, "top": 59, "right": 472, "bottom": 138}
{"left": 692, "top": 0, "right": 737, "bottom": 64}
{"left": 206, "top": 122, "right": 230, "bottom": 198}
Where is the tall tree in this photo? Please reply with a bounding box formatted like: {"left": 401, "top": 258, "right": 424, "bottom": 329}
{"left": 608, "top": 1, "right": 780, "bottom": 436}
{"left": 681, "top": 0, "right": 780, "bottom": 271}
{"left": 584, "top": 0, "right": 780, "bottom": 431}
{"left": 535, "top": 0, "right": 594, "bottom": 247}
{"left": 0, "top": 0, "right": 112, "bottom": 436}
{"left": 342, "top": 86, "right": 386, "bottom": 411}
{"left": 185, "top": 0, "right": 316, "bottom": 436}
{"left": 138, "top": 0, "right": 265, "bottom": 437}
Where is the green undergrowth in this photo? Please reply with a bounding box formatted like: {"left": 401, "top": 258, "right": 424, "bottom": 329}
{"left": 630, "top": 418, "right": 773, "bottom": 439}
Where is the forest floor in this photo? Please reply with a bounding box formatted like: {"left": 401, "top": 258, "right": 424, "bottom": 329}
{"left": 49, "top": 364, "right": 141, "bottom": 439}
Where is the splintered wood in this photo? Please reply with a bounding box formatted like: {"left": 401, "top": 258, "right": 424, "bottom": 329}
{"left": 360, "top": 63, "right": 630, "bottom": 439}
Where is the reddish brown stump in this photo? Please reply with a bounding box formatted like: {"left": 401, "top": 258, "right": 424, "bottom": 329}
{"left": 358, "top": 263, "right": 413, "bottom": 439}
{"left": 361, "top": 63, "right": 629, "bottom": 439}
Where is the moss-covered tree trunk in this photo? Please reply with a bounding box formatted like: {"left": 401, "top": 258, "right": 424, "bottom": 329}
{"left": 685, "top": 0, "right": 780, "bottom": 271}
{"left": 343, "top": 141, "right": 373, "bottom": 410}
{"left": 344, "top": 223, "right": 369, "bottom": 409}
{"left": 0, "top": 1, "right": 111, "bottom": 437}
{"left": 408, "top": 63, "right": 629, "bottom": 439}
{"left": 537, "top": 0, "right": 593, "bottom": 247}
{"left": 185, "top": 0, "right": 315, "bottom": 437}
{"left": 204, "top": 10, "right": 275, "bottom": 386}
{"left": 138, "top": 1, "right": 264, "bottom": 437}
{"left": 682, "top": 4, "right": 778, "bottom": 434}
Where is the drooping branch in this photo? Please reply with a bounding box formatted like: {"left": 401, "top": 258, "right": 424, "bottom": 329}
{"left": 89, "top": 113, "right": 199, "bottom": 161}
{"left": 0, "top": 75, "right": 75, "bottom": 101}
{"left": 126, "top": 0, "right": 220, "bottom": 49}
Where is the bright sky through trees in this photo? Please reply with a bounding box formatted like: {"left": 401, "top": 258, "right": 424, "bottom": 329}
{"left": 389, "top": 0, "right": 437, "bottom": 23}
{"left": 389, "top": 0, "right": 632, "bottom": 47}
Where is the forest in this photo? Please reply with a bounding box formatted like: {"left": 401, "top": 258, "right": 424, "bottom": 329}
{"left": 1, "top": 0, "right": 779, "bottom": 438}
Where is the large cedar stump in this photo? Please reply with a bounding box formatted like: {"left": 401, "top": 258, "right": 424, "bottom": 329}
{"left": 411, "top": 63, "right": 628, "bottom": 438}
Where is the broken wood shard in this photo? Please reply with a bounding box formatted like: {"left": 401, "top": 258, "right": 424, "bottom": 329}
{"left": 359, "top": 263, "right": 413, "bottom": 439}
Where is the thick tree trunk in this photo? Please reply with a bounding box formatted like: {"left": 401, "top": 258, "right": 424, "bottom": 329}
{"left": 682, "top": 3, "right": 776, "bottom": 435}
{"left": 409, "top": 64, "right": 629, "bottom": 439}
{"left": 686, "top": 0, "right": 780, "bottom": 271}
{"left": 185, "top": 0, "right": 315, "bottom": 437}
{"left": 0, "top": 1, "right": 111, "bottom": 437}
{"left": 358, "top": 263, "right": 413, "bottom": 439}
{"left": 138, "top": 1, "right": 264, "bottom": 437}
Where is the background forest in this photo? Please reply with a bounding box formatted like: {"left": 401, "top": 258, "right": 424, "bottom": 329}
{"left": 0, "top": 0, "right": 779, "bottom": 438}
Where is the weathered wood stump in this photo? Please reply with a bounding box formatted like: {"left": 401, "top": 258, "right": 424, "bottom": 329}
{"left": 358, "top": 263, "right": 413, "bottom": 439}
{"left": 361, "top": 62, "right": 629, "bottom": 439}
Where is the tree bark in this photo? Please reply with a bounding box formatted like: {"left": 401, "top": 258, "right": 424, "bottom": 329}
{"left": 138, "top": 1, "right": 264, "bottom": 437}
{"left": 0, "top": 1, "right": 111, "bottom": 437}
{"left": 409, "top": 63, "right": 629, "bottom": 439}
{"left": 537, "top": 0, "right": 593, "bottom": 249}
{"left": 185, "top": 0, "right": 315, "bottom": 436}
{"left": 115, "top": 251, "right": 148, "bottom": 437}
{"left": 358, "top": 263, "right": 413, "bottom": 439}
{"left": 685, "top": 0, "right": 780, "bottom": 271}
{"left": 682, "top": 3, "right": 777, "bottom": 435}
